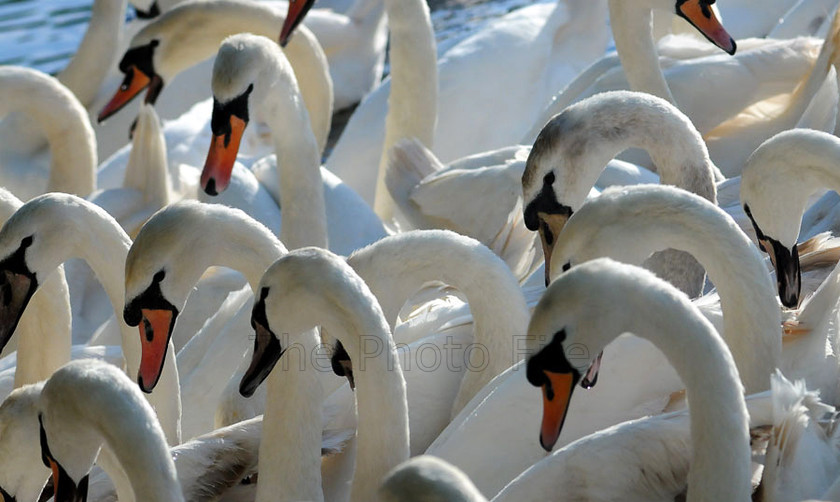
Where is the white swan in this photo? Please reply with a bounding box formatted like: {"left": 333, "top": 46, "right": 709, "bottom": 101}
{"left": 38, "top": 359, "right": 184, "bottom": 502}
{"left": 536, "top": 0, "right": 840, "bottom": 178}
{"left": 201, "top": 33, "right": 386, "bottom": 253}
{"left": 424, "top": 184, "right": 781, "bottom": 496}
{"left": 521, "top": 90, "right": 720, "bottom": 295}
{"left": 740, "top": 128, "right": 840, "bottom": 307}
{"left": 241, "top": 247, "right": 409, "bottom": 502}
{"left": 522, "top": 258, "right": 750, "bottom": 500}
{"left": 97, "top": 0, "right": 334, "bottom": 167}
{"left": 0, "top": 194, "right": 182, "bottom": 445}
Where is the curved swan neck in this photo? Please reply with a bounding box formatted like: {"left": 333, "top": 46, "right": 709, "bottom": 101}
{"left": 529, "top": 260, "right": 751, "bottom": 500}
{"left": 742, "top": 129, "right": 840, "bottom": 248}
{"left": 261, "top": 250, "right": 409, "bottom": 502}
{"left": 608, "top": 0, "right": 675, "bottom": 104}
{"left": 60, "top": 0, "right": 128, "bottom": 108}
{"left": 373, "top": 0, "right": 438, "bottom": 222}
{"left": 0, "top": 68, "right": 96, "bottom": 197}
{"left": 251, "top": 42, "right": 328, "bottom": 250}
{"left": 41, "top": 363, "right": 183, "bottom": 501}
{"left": 557, "top": 187, "right": 781, "bottom": 393}
{"left": 256, "top": 329, "right": 323, "bottom": 502}
{"left": 141, "top": 0, "right": 332, "bottom": 153}
{"left": 346, "top": 230, "right": 530, "bottom": 412}
{"left": 528, "top": 92, "right": 718, "bottom": 212}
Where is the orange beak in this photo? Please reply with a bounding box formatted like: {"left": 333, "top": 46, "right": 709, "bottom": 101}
{"left": 137, "top": 308, "right": 175, "bottom": 393}
{"left": 201, "top": 115, "right": 246, "bottom": 196}
{"left": 677, "top": 0, "right": 736, "bottom": 55}
{"left": 279, "top": 0, "right": 316, "bottom": 46}
{"left": 98, "top": 66, "right": 151, "bottom": 122}
{"left": 539, "top": 370, "right": 575, "bottom": 451}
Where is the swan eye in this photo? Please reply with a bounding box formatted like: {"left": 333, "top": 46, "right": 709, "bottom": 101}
{"left": 543, "top": 172, "right": 555, "bottom": 186}
{"left": 562, "top": 261, "right": 571, "bottom": 272}
{"left": 153, "top": 270, "right": 165, "bottom": 283}
{"left": 20, "top": 236, "right": 33, "bottom": 248}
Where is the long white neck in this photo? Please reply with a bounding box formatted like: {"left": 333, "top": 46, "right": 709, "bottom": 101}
{"left": 61, "top": 0, "right": 128, "bottom": 108}
{"left": 60, "top": 369, "right": 184, "bottom": 501}
{"left": 608, "top": 0, "right": 675, "bottom": 103}
{"left": 320, "top": 280, "right": 410, "bottom": 501}
{"left": 256, "top": 328, "right": 323, "bottom": 502}
{"left": 258, "top": 59, "right": 328, "bottom": 250}
{"left": 373, "top": 0, "right": 438, "bottom": 222}
{"left": 0, "top": 67, "right": 96, "bottom": 197}
{"left": 528, "top": 261, "right": 751, "bottom": 501}
{"left": 147, "top": 0, "right": 333, "bottom": 153}
{"left": 560, "top": 188, "right": 781, "bottom": 394}
{"left": 347, "top": 230, "right": 529, "bottom": 414}
{"left": 13, "top": 271, "right": 71, "bottom": 388}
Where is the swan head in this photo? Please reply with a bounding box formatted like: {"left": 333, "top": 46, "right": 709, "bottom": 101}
{"left": 739, "top": 129, "right": 828, "bottom": 309}
{"left": 98, "top": 37, "right": 162, "bottom": 122}
{"left": 0, "top": 194, "right": 102, "bottom": 353}
{"left": 125, "top": 202, "right": 228, "bottom": 392}
{"left": 38, "top": 413, "right": 91, "bottom": 502}
{"left": 241, "top": 248, "right": 373, "bottom": 395}
{"left": 202, "top": 34, "right": 297, "bottom": 196}
{"left": 669, "top": 0, "right": 735, "bottom": 55}
{"left": 525, "top": 258, "right": 676, "bottom": 451}
{"left": 279, "top": 0, "right": 316, "bottom": 46}
{"left": 0, "top": 383, "right": 51, "bottom": 502}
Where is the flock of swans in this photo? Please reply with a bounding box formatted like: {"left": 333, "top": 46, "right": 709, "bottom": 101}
{"left": 7, "top": 0, "right": 840, "bottom": 499}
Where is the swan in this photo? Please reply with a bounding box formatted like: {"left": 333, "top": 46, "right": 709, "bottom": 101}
{"left": 0, "top": 194, "right": 182, "bottom": 445}
{"left": 38, "top": 359, "right": 183, "bottom": 502}
{"left": 321, "top": 0, "right": 739, "bottom": 210}
{"left": 520, "top": 90, "right": 720, "bottom": 295}
{"left": 423, "top": 184, "right": 781, "bottom": 496}
{"left": 240, "top": 247, "right": 409, "bottom": 502}
{"left": 740, "top": 128, "right": 840, "bottom": 308}
{"left": 521, "top": 257, "right": 750, "bottom": 499}
{"left": 535, "top": 1, "right": 840, "bottom": 178}
{"left": 201, "top": 33, "right": 386, "bottom": 253}
{"left": 198, "top": 0, "right": 436, "bottom": 225}
{"left": 97, "top": 0, "right": 334, "bottom": 166}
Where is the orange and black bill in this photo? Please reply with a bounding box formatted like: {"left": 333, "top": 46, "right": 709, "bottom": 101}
{"left": 98, "top": 41, "right": 162, "bottom": 122}
{"left": 240, "top": 288, "right": 286, "bottom": 397}
{"left": 123, "top": 272, "right": 179, "bottom": 393}
{"left": 201, "top": 85, "right": 253, "bottom": 196}
{"left": 526, "top": 329, "right": 583, "bottom": 451}
{"left": 676, "top": 0, "right": 736, "bottom": 55}
{"left": 280, "top": 0, "right": 317, "bottom": 46}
